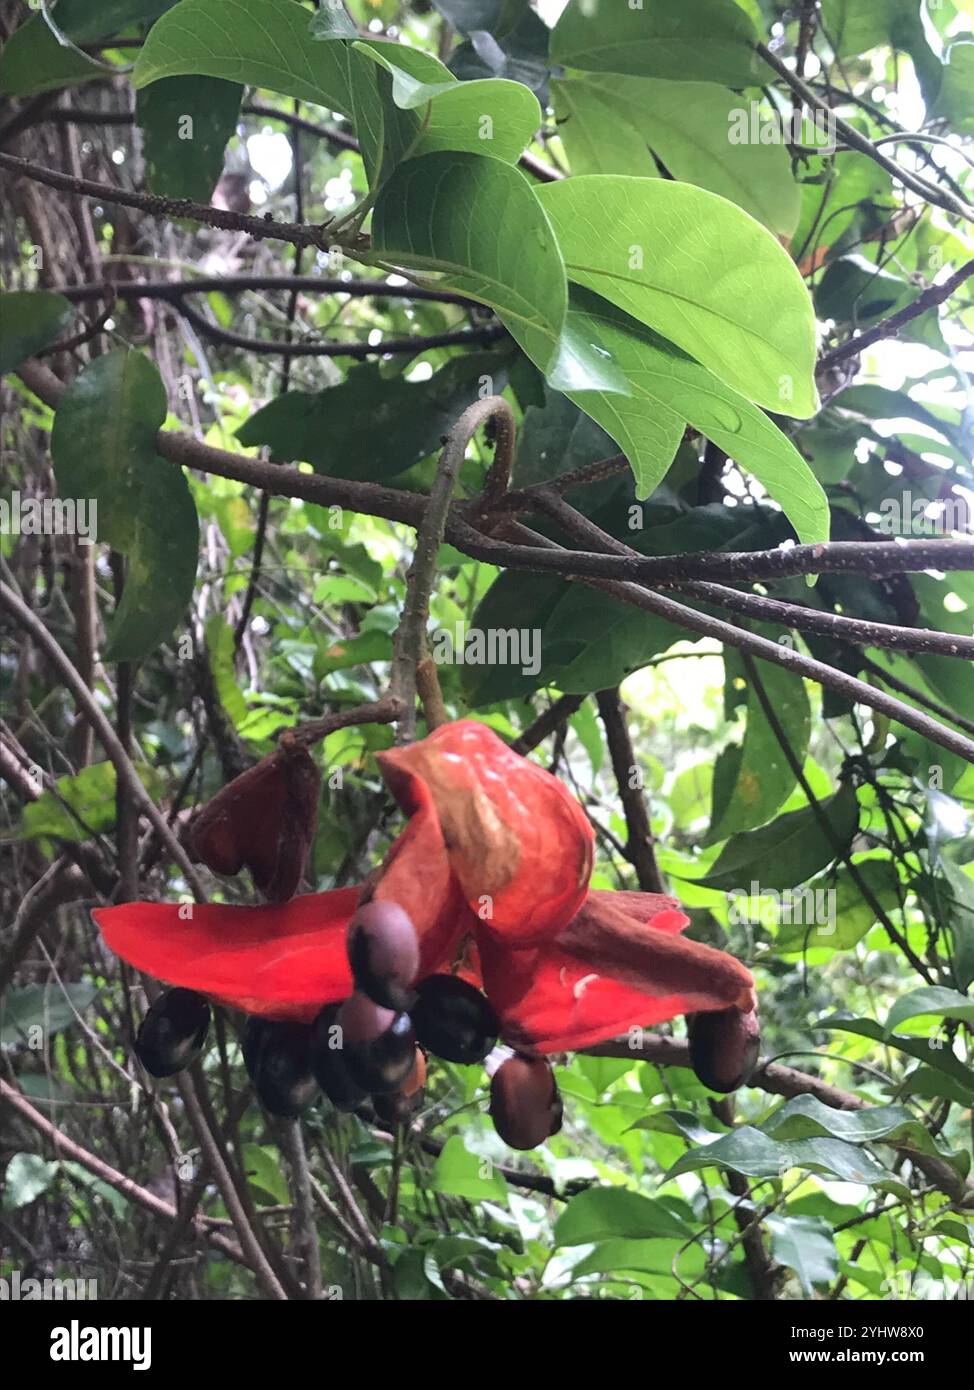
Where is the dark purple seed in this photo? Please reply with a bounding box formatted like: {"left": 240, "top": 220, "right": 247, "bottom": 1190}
{"left": 251, "top": 1021, "right": 319, "bottom": 1117}
{"left": 686, "top": 1008, "right": 761, "bottom": 1093}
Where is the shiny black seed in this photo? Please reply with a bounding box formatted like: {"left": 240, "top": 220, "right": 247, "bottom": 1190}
{"left": 251, "top": 1021, "right": 319, "bottom": 1117}
{"left": 411, "top": 975, "right": 498, "bottom": 1065}
{"left": 310, "top": 1004, "right": 368, "bottom": 1112}
{"left": 344, "top": 1010, "right": 417, "bottom": 1095}
{"left": 134, "top": 988, "right": 210, "bottom": 1078}
{"left": 347, "top": 901, "right": 419, "bottom": 1012}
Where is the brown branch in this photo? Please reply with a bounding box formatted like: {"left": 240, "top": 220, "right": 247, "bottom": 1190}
{"left": 0, "top": 150, "right": 350, "bottom": 255}
{"left": 819, "top": 257, "right": 974, "bottom": 370}
{"left": 0, "top": 1078, "right": 252, "bottom": 1270}
{"left": 595, "top": 688, "right": 666, "bottom": 893}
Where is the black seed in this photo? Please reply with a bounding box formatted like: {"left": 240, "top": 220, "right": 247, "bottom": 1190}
{"left": 347, "top": 901, "right": 419, "bottom": 1012}
{"left": 310, "top": 1003, "right": 368, "bottom": 1111}
{"left": 344, "top": 1011, "right": 417, "bottom": 1095}
{"left": 251, "top": 1020, "right": 319, "bottom": 1117}
{"left": 411, "top": 974, "right": 498, "bottom": 1064}
{"left": 134, "top": 988, "right": 210, "bottom": 1078}
{"left": 372, "top": 1089, "right": 419, "bottom": 1125}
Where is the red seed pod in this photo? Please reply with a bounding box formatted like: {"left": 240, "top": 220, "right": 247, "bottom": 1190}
{"left": 686, "top": 1007, "right": 761, "bottom": 1093}
{"left": 490, "top": 1054, "right": 562, "bottom": 1151}
{"left": 191, "top": 733, "right": 320, "bottom": 903}
{"left": 347, "top": 900, "right": 419, "bottom": 1011}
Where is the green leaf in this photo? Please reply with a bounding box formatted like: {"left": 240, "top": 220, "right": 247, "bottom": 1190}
{"left": 774, "top": 858, "right": 902, "bottom": 952}
{"left": 242, "top": 1144, "right": 290, "bottom": 1204}
{"left": 555, "top": 1187, "right": 691, "bottom": 1245}
{"left": 0, "top": 0, "right": 172, "bottom": 97}
{"left": 764, "top": 1095, "right": 961, "bottom": 1167}
{"left": 205, "top": 616, "right": 248, "bottom": 728}
{"left": 50, "top": 350, "right": 199, "bottom": 661}
{"left": 0, "top": 291, "right": 75, "bottom": 375}
{"left": 566, "top": 289, "right": 829, "bottom": 535}
{"left": 550, "top": 0, "right": 764, "bottom": 87}
{"left": 885, "top": 987, "right": 974, "bottom": 1036}
{"left": 687, "top": 783, "right": 859, "bottom": 893}
{"left": 1, "top": 982, "right": 99, "bottom": 1048}
{"left": 818, "top": 1017, "right": 974, "bottom": 1099}
{"left": 551, "top": 76, "right": 658, "bottom": 178}
{"left": 558, "top": 76, "right": 800, "bottom": 236}
{"left": 766, "top": 1215, "right": 837, "bottom": 1295}
{"left": 664, "top": 1125, "right": 909, "bottom": 1196}
{"left": 536, "top": 176, "right": 819, "bottom": 417}
{"left": 708, "top": 650, "right": 810, "bottom": 840}
{"left": 237, "top": 352, "right": 511, "bottom": 482}
{"left": 934, "top": 43, "right": 974, "bottom": 136}
{"left": 431, "top": 1136, "right": 508, "bottom": 1200}
{"left": 137, "top": 76, "right": 243, "bottom": 201}
{"left": 2, "top": 1154, "right": 58, "bottom": 1212}
{"left": 8, "top": 761, "right": 162, "bottom": 844}
{"left": 372, "top": 151, "right": 569, "bottom": 383}
{"left": 133, "top": 0, "right": 354, "bottom": 113}
{"left": 353, "top": 39, "right": 541, "bottom": 173}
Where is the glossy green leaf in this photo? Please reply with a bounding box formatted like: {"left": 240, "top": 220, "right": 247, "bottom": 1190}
{"left": 536, "top": 176, "right": 819, "bottom": 416}
{"left": 0, "top": 292, "right": 75, "bottom": 375}
{"left": 50, "top": 351, "right": 199, "bottom": 661}
{"left": 766, "top": 1215, "right": 837, "bottom": 1295}
{"left": 550, "top": 0, "right": 764, "bottom": 87}
{"left": 818, "top": 1017, "right": 974, "bottom": 1098}
{"left": 551, "top": 76, "right": 657, "bottom": 179}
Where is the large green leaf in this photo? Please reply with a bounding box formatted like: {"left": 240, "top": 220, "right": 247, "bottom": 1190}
{"left": 764, "top": 1095, "right": 965, "bottom": 1171}
{"left": 556, "top": 76, "right": 800, "bottom": 236}
{"left": 431, "top": 1137, "right": 508, "bottom": 1200}
{"left": 536, "top": 176, "right": 818, "bottom": 417}
{"left": 686, "top": 783, "right": 859, "bottom": 893}
{"left": 137, "top": 75, "right": 243, "bottom": 201}
{"left": 352, "top": 39, "right": 540, "bottom": 178}
{"left": 708, "top": 648, "right": 810, "bottom": 840}
{"left": 0, "top": 1, "right": 171, "bottom": 96}
{"left": 774, "top": 858, "right": 902, "bottom": 952}
{"left": 371, "top": 151, "right": 570, "bottom": 383}
{"left": 6, "top": 762, "right": 163, "bottom": 843}
{"left": 133, "top": 0, "right": 354, "bottom": 112}
{"left": 555, "top": 1188, "right": 691, "bottom": 1246}
{"left": 564, "top": 289, "right": 829, "bottom": 538}
{"left": 50, "top": 351, "right": 199, "bottom": 662}
{"left": 1, "top": 982, "right": 99, "bottom": 1048}
{"left": 550, "top": 0, "right": 764, "bottom": 87}
{"left": 885, "top": 987, "right": 974, "bottom": 1035}
{"left": 237, "top": 351, "right": 511, "bottom": 481}
{"left": 765, "top": 1216, "right": 837, "bottom": 1295}
{"left": 551, "top": 77, "right": 658, "bottom": 179}
{"left": 0, "top": 292, "right": 75, "bottom": 375}
{"left": 665, "top": 1125, "right": 910, "bottom": 1197}
{"left": 818, "top": 1017, "right": 974, "bottom": 1098}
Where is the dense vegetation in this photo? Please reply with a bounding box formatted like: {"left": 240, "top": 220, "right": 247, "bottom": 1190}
{"left": 1, "top": 0, "right": 974, "bottom": 1303}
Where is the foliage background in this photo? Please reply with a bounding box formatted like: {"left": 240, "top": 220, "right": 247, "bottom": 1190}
{"left": 1, "top": 0, "right": 974, "bottom": 1302}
